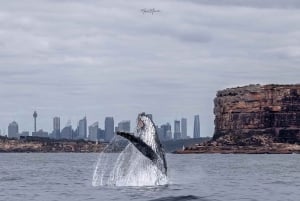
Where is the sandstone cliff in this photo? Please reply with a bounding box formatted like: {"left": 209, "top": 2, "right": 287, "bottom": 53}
{"left": 213, "top": 84, "right": 300, "bottom": 145}
{"left": 175, "top": 84, "right": 300, "bottom": 154}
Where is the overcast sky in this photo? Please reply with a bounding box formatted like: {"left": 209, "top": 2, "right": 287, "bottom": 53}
{"left": 1, "top": 0, "right": 300, "bottom": 137}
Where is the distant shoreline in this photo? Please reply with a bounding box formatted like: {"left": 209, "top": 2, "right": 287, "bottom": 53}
{"left": 174, "top": 143, "right": 300, "bottom": 154}
{"left": 0, "top": 136, "right": 108, "bottom": 153}
{"left": 2, "top": 136, "right": 299, "bottom": 154}
{"left": 0, "top": 136, "right": 211, "bottom": 153}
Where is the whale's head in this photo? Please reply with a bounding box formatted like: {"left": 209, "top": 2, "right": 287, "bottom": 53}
{"left": 137, "top": 113, "right": 154, "bottom": 130}
{"left": 136, "top": 113, "right": 157, "bottom": 143}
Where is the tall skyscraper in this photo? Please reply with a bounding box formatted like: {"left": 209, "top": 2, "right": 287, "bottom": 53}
{"left": 8, "top": 121, "right": 19, "bottom": 138}
{"left": 53, "top": 117, "right": 60, "bottom": 131}
{"left": 73, "top": 127, "right": 79, "bottom": 139}
{"left": 159, "top": 123, "right": 172, "bottom": 141}
{"left": 157, "top": 126, "right": 164, "bottom": 141}
{"left": 166, "top": 130, "right": 172, "bottom": 140}
{"left": 53, "top": 117, "right": 60, "bottom": 139}
{"left": 88, "top": 122, "right": 98, "bottom": 141}
{"left": 105, "top": 117, "right": 114, "bottom": 142}
{"left": 33, "top": 111, "right": 37, "bottom": 132}
{"left": 117, "top": 120, "right": 130, "bottom": 132}
{"left": 174, "top": 120, "right": 181, "bottom": 140}
{"left": 181, "top": 118, "right": 187, "bottom": 139}
{"left": 61, "top": 125, "right": 72, "bottom": 139}
{"left": 78, "top": 117, "right": 87, "bottom": 139}
{"left": 193, "top": 115, "right": 200, "bottom": 138}
{"left": 97, "top": 128, "right": 105, "bottom": 141}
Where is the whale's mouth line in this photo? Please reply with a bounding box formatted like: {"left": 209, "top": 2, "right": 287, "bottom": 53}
{"left": 137, "top": 113, "right": 148, "bottom": 129}
{"left": 137, "top": 119, "right": 144, "bottom": 129}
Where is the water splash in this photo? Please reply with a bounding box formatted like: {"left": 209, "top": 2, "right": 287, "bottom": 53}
{"left": 92, "top": 118, "right": 168, "bottom": 187}
{"left": 92, "top": 137, "right": 168, "bottom": 187}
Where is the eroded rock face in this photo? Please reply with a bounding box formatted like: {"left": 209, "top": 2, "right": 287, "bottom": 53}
{"left": 214, "top": 84, "right": 300, "bottom": 144}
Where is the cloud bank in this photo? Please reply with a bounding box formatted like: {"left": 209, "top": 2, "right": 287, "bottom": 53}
{"left": 0, "top": 0, "right": 299, "bottom": 136}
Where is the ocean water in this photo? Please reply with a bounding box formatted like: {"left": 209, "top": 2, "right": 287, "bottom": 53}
{"left": 0, "top": 153, "right": 299, "bottom": 201}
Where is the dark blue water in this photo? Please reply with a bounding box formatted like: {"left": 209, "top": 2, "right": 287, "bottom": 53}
{"left": 0, "top": 153, "right": 299, "bottom": 201}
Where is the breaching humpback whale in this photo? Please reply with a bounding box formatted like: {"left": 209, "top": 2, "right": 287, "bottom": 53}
{"left": 116, "top": 113, "right": 167, "bottom": 175}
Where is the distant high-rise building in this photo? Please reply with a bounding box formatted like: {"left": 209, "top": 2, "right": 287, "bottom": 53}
{"left": 78, "top": 117, "right": 87, "bottom": 139}
{"left": 53, "top": 117, "right": 60, "bottom": 139}
{"left": 53, "top": 117, "right": 60, "bottom": 131}
{"left": 61, "top": 125, "right": 73, "bottom": 139}
{"left": 174, "top": 120, "right": 180, "bottom": 133}
{"left": 166, "top": 130, "right": 172, "bottom": 140}
{"left": 193, "top": 115, "right": 200, "bottom": 138}
{"left": 32, "top": 129, "right": 48, "bottom": 138}
{"left": 73, "top": 127, "right": 79, "bottom": 139}
{"left": 88, "top": 122, "right": 98, "bottom": 141}
{"left": 8, "top": 121, "right": 19, "bottom": 138}
{"left": 159, "top": 123, "right": 172, "bottom": 141}
{"left": 174, "top": 120, "right": 181, "bottom": 140}
{"left": 105, "top": 117, "right": 114, "bottom": 142}
{"left": 33, "top": 111, "right": 37, "bottom": 133}
{"left": 157, "top": 126, "right": 164, "bottom": 141}
{"left": 117, "top": 120, "right": 130, "bottom": 132}
{"left": 181, "top": 118, "right": 187, "bottom": 139}
{"left": 97, "top": 128, "right": 105, "bottom": 141}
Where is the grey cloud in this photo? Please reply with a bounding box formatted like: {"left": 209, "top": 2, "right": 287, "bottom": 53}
{"left": 0, "top": 69, "right": 39, "bottom": 77}
{"left": 182, "top": 0, "right": 300, "bottom": 9}
{"left": 177, "top": 32, "right": 211, "bottom": 43}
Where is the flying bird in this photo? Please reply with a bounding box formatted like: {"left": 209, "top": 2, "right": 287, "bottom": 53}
{"left": 141, "top": 8, "right": 160, "bottom": 15}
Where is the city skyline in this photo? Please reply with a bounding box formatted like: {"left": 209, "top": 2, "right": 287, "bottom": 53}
{"left": 2, "top": 112, "right": 201, "bottom": 140}
{"left": 0, "top": 110, "right": 201, "bottom": 138}
{"left": 1, "top": 0, "right": 299, "bottom": 138}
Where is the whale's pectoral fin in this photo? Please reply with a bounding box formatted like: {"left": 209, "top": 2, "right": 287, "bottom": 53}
{"left": 116, "top": 131, "right": 158, "bottom": 162}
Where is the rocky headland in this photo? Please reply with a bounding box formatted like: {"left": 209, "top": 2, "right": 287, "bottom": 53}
{"left": 176, "top": 84, "right": 300, "bottom": 154}
{"left": 0, "top": 136, "right": 107, "bottom": 153}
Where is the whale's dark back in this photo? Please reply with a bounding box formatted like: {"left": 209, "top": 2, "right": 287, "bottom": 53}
{"left": 116, "top": 131, "right": 158, "bottom": 162}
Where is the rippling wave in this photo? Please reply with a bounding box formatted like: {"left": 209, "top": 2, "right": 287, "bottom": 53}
{"left": 149, "top": 195, "right": 200, "bottom": 201}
